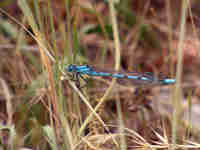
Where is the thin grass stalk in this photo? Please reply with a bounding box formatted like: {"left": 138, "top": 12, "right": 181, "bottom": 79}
{"left": 64, "top": 0, "right": 74, "bottom": 63}
{"left": 0, "top": 79, "right": 13, "bottom": 125}
{"left": 116, "top": 93, "right": 127, "bottom": 150}
{"left": 172, "top": 0, "right": 188, "bottom": 149}
{"left": 78, "top": 0, "right": 122, "bottom": 144}
{"left": 185, "top": 90, "right": 193, "bottom": 139}
{"left": 47, "top": 1, "right": 58, "bottom": 58}
{"left": 33, "top": 0, "right": 44, "bottom": 33}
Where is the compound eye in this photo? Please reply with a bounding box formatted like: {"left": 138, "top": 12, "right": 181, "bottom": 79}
{"left": 67, "top": 64, "right": 73, "bottom": 72}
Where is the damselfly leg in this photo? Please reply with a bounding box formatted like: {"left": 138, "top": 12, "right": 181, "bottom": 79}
{"left": 76, "top": 73, "right": 89, "bottom": 88}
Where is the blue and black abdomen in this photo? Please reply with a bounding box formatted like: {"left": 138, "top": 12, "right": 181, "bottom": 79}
{"left": 66, "top": 64, "right": 176, "bottom": 86}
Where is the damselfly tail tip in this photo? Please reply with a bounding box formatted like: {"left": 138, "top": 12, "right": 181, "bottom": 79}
{"left": 161, "top": 78, "right": 176, "bottom": 85}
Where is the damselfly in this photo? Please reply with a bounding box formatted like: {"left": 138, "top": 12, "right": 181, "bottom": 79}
{"left": 66, "top": 64, "right": 176, "bottom": 87}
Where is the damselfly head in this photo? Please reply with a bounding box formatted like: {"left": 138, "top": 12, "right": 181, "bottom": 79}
{"left": 66, "top": 64, "right": 76, "bottom": 72}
